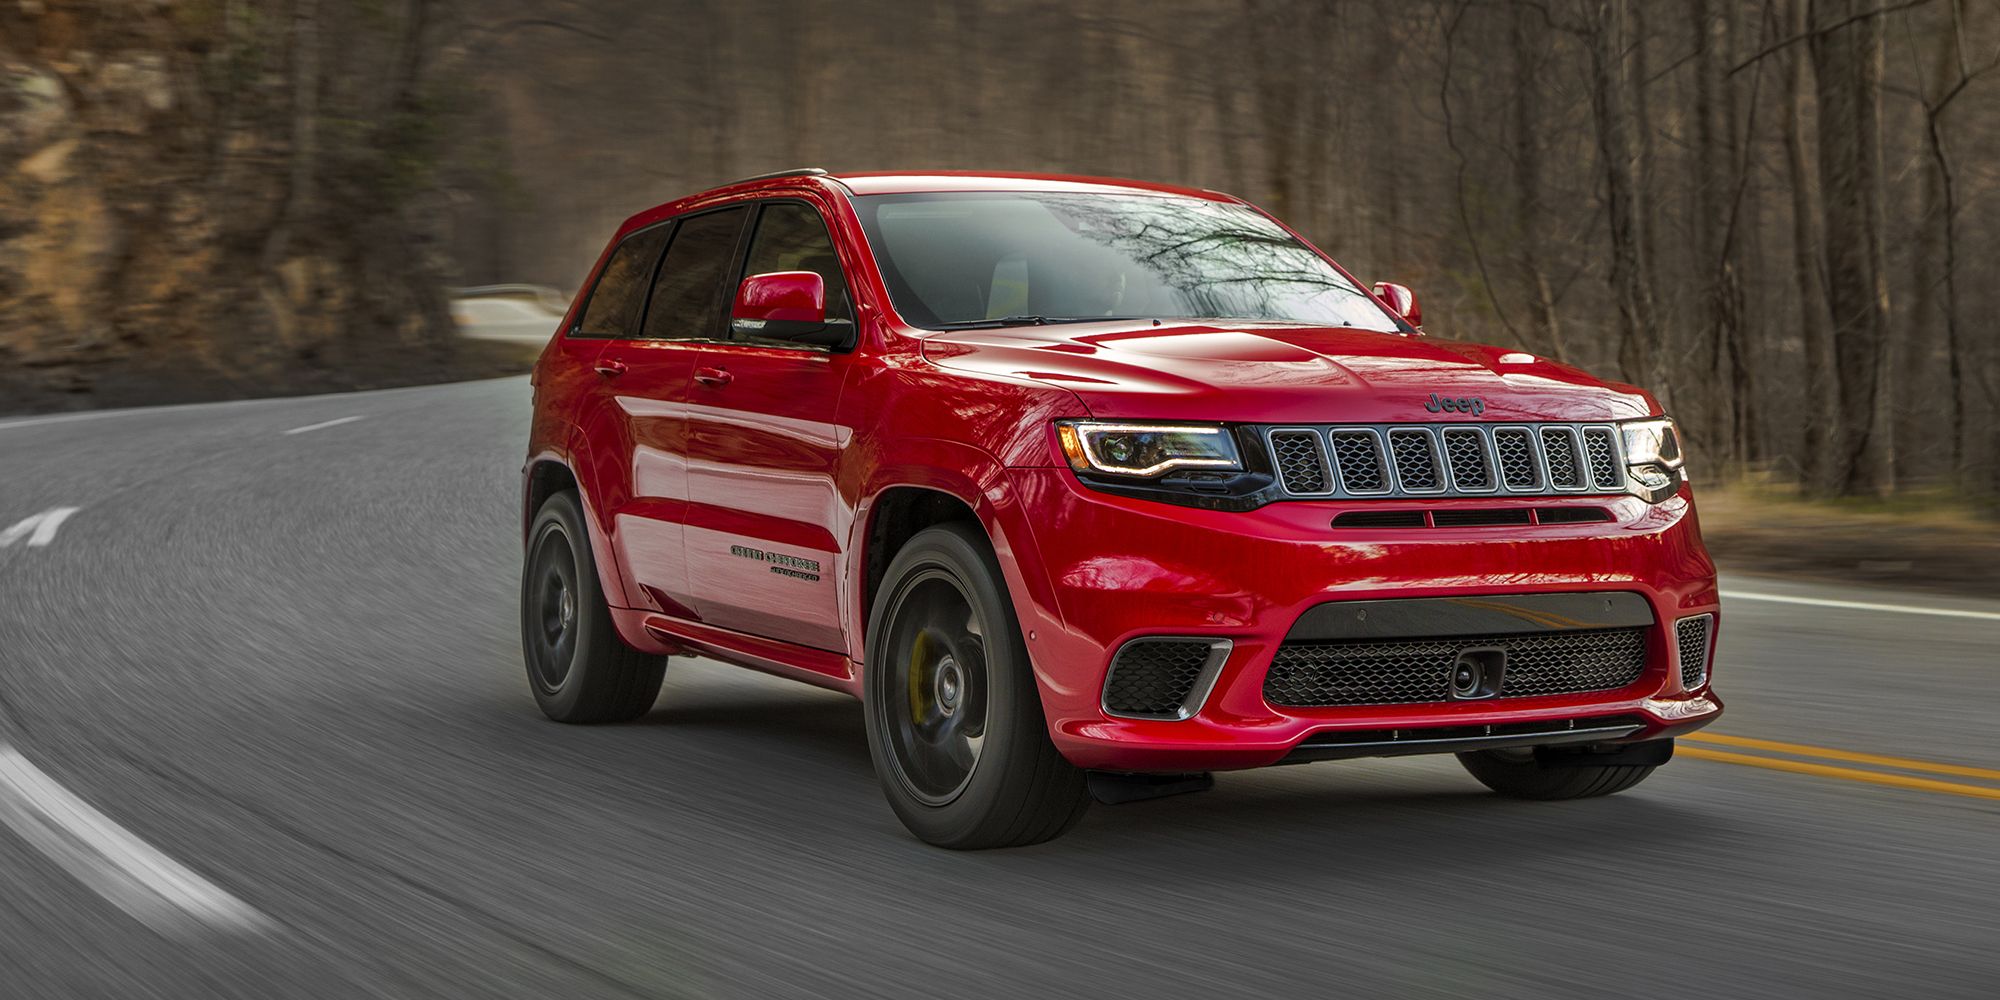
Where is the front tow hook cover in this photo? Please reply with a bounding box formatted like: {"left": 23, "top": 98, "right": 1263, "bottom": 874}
{"left": 1449, "top": 647, "right": 1507, "bottom": 700}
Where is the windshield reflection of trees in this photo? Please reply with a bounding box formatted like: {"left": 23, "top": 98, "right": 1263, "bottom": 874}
{"left": 1041, "top": 195, "right": 1393, "bottom": 330}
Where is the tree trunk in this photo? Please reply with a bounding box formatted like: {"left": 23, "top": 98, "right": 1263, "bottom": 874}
{"left": 261, "top": 0, "right": 319, "bottom": 272}
{"left": 1694, "top": 0, "right": 1754, "bottom": 469}
{"left": 1811, "top": 0, "right": 1896, "bottom": 496}
{"left": 1917, "top": 0, "right": 1970, "bottom": 479}
{"left": 1589, "top": 0, "right": 1660, "bottom": 391}
{"left": 1250, "top": 0, "right": 1301, "bottom": 220}
{"left": 1782, "top": 0, "right": 1844, "bottom": 494}
{"left": 1509, "top": 5, "right": 1566, "bottom": 361}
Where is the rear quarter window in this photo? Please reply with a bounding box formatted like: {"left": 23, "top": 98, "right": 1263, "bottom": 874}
{"left": 573, "top": 226, "right": 671, "bottom": 338}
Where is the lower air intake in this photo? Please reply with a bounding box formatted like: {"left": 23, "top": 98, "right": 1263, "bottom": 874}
{"left": 1102, "top": 638, "right": 1230, "bottom": 720}
{"left": 1263, "top": 628, "right": 1648, "bottom": 708}
{"left": 1676, "top": 614, "right": 1714, "bottom": 689}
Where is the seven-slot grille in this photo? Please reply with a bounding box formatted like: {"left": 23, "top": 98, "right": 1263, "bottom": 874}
{"left": 1675, "top": 614, "right": 1714, "bottom": 689}
{"left": 1266, "top": 423, "right": 1627, "bottom": 499}
{"left": 1262, "top": 628, "right": 1648, "bottom": 708}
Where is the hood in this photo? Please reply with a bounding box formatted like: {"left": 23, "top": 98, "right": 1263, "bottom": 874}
{"left": 920, "top": 320, "right": 1655, "bottom": 424}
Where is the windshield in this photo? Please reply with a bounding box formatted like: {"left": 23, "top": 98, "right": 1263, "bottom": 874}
{"left": 850, "top": 191, "right": 1401, "bottom": 332}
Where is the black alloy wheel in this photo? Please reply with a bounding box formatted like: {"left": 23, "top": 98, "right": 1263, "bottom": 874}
{"left": 521, "top": 491, "right": 666, "bottom": 723}
{"left": 863, "top": 523, "right": 1090, "bottom": 848}
{"left": 878, "top": 568, "right": 990, "bottom": 805}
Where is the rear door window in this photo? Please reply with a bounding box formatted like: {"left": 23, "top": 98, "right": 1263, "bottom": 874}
{"left": 573, "top": 225, "right": 670, "bottom": 338}
{"left": 640, "top": 207, "right": 752, "bottom": 341}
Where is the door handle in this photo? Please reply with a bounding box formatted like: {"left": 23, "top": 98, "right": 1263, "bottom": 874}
{"left": 593, "top": 359, "right": 628, "bottom": 378}
{"left": 693, "top": 366, "right": 733, "bottom": 388}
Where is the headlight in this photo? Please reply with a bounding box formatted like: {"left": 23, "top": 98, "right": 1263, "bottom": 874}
{"left": 1621, "top": 417, "right": 1684, "bottom": 469}
{"left": 1056, "top": 421, "right": 1242, "bottom": 478}
{"left": 1619, "top": 417, "right": 1685, "bottom": 501}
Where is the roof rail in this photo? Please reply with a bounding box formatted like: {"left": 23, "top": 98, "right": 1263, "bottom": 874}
{"left": 728, "top": 167, "right": 830, "bottom": 184}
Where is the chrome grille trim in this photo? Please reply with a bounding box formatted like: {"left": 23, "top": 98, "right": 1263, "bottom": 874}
{"left": 1539, "top": 426, "right": 1589, "bottom": 491}
{"left": 1386, "top": 428, "right": 1447, "bottom": 494}
{"left": 1265, "top": 427, "right": 1334, "bottom": 496}
{"left": 1440, "top": 427, "right": 1500, "bottom": 493}
{"left": 1327, "top": 430, "right": 1392, "bottom": 495}
{"left": 1582, "top": 427, "right": 1621, "bottom": 491}
{"left": 1490, "top": 426, "right": 1543, "bottom": 491}
{"left": 1265, "top": 423, "right": 1627, "bottom": 500}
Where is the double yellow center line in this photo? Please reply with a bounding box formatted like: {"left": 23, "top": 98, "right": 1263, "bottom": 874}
{"left": 1679, "top": 733, "right": 2000, "bottom": 802}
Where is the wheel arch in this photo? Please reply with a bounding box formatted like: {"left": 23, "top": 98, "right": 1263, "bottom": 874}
{"left": 523, "top": 456, "right": 579, "bottom": 542}
{"left": 857, "top": 485, "right": 982, "bottom": 641}
{"left": 848, "top": 442, "right": 1069, "bottom": 706}
{"left": 523, "top": 452, "right": 634, "bottom": 610}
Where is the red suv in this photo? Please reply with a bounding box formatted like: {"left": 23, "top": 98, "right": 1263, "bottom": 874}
{"left": 521, "top": 169, "right": 1721, "bottom": 848}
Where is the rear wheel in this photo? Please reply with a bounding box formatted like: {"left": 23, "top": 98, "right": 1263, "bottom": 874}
{"left": 1457, "top": 747, "right": 1657, "bottom": 799}
{"left": 521, "top": 491, "right": 666, "bottom": 723}
{"left": 863, "top": 524, "right": 1089, "bottom": 849}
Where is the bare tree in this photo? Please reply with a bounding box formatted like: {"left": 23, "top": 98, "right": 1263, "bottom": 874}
{"left": 1900, "top": 0, "right": 2000, "bottom": 478}
{"left": 15, "top": 0, "right": 2000, "bottom": 503}
{"left": 1587, "top": 0, "right": 1663, "bottom": 390}
{"left": 1695, "top": 0, "right": 1755, "bottom": 468}
{"left": 1813, "top": 0, "right": 1898, "bottom": 495}
{"left": 1780, "top": 0, "right": 1848, "bottom": 494}
{"left": 1510, "top": 2, "right": 1569, "bottom": 360}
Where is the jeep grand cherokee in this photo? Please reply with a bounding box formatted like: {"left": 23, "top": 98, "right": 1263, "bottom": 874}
{"left": 520, "top": 169, "right": 1721, "bottom": 848}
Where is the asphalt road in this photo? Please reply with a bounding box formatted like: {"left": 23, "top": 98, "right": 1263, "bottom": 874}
{"left": 1, "top": 377, "right": 1995, "bottom": 999}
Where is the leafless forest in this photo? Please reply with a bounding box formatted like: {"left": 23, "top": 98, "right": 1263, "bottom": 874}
{"left": 3, "top": 0, "right": 1997, "bottom": 500}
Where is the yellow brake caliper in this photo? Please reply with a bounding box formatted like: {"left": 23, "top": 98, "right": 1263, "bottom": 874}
{"left": 908, "top": 632, "right": 930, "bottom": 725}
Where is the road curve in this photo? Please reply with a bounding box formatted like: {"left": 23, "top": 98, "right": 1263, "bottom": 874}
{"left": 1, "top": 377, "right": 1995, "bottom": 999}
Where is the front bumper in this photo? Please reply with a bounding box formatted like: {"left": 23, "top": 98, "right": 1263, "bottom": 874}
{"left": 1002, "top": 468, "right": 1722, "bottom": 772}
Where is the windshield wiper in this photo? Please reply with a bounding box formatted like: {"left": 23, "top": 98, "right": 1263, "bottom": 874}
{"left": 932, "top": 315, "right": 1143, "bottom": 330}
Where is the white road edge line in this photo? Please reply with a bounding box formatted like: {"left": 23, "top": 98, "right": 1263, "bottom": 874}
{"left": 1721, "top": 590, "right": 2000, "bottom": 622}
{"left": 0, "top": 507, "right": 79, "bottom": 548}
{"left": 282, "top": 415, "right": 365, "bottom": 436}
{"left": 0, "top": 745, "right": 268, "bottom": 935}
{"left": 0, "top": 375, "right": 525, "bottom": 434}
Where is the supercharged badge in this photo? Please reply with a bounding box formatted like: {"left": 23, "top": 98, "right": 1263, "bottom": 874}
{"left": 729, "top": 545, "right": 823, "bottom": 582}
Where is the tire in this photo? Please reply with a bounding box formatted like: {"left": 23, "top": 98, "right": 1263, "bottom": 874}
{"left": 863, "top": 523, "right": 1089, "bottom": 849}
{"left": 521, "top": 491, "right": 666, "bottom": 723}
{"left": 1456, "top": 747, "right": 1657, "bottom": 800}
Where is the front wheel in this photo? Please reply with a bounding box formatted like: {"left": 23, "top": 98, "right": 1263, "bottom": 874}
{"left": 863, "top": 524, "right": 1089, "bottom": 849}
{"left": 1457, "top": 747, "right": 1657, "bottom": 800}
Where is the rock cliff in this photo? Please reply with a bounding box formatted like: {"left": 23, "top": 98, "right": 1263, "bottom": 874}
{"left": 0, "top": 0, "right": 476, "bottom": 412}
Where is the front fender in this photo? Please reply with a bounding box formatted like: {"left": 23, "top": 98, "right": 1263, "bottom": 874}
{"left": 848, "top": 442, "right": 1073, "bottom": 711}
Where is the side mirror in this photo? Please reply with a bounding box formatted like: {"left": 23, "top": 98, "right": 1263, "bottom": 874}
{"left": 731, "top": 271, "right": 831, "bottom": 342}
{"left": 1372, "top": 281, "right": 1422, "bottom": 330}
